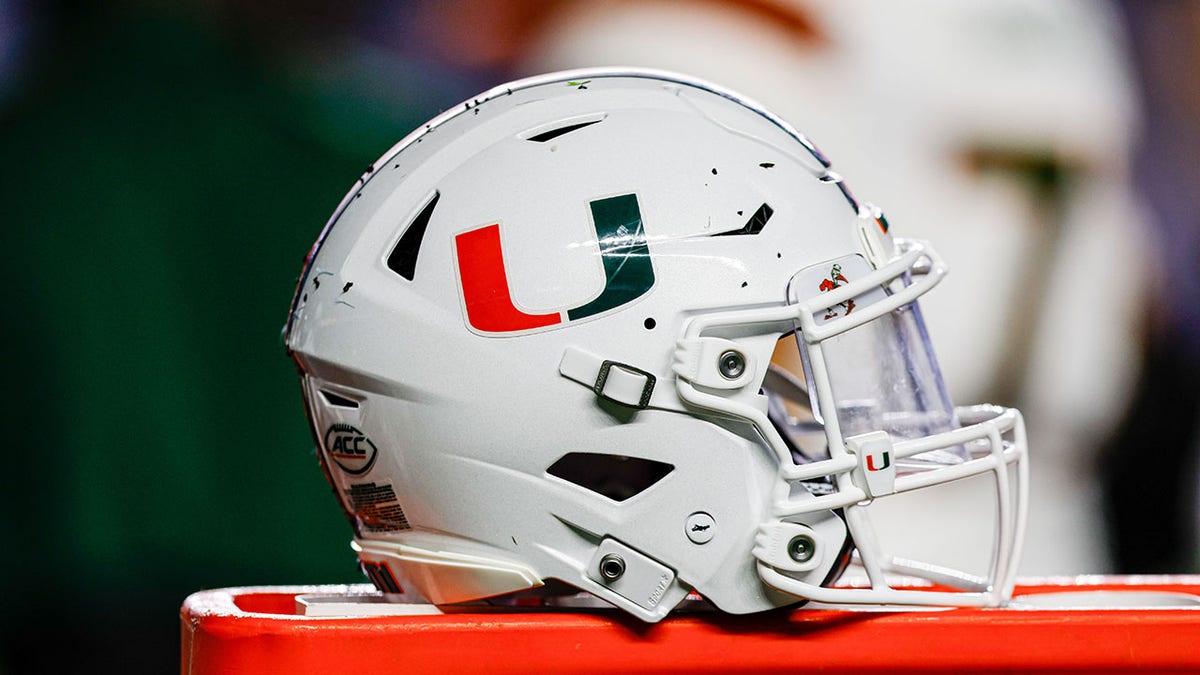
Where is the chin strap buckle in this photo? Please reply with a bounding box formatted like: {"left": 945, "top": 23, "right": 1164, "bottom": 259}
{"left": 594, "top": 360, "right": 656, "bottom": 409}
{"left": 559, "top": 346, "right": 656, "bottom": 409}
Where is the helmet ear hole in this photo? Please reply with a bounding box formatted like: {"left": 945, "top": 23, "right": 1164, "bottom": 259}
{"left": 546, "top": 453, "right": 673, "bottom": 502}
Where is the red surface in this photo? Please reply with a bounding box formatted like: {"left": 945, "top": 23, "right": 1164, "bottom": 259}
{"left": 182, "top": 578, "right": 1200, "bottom": 674}
{"left": 230, "top": 592, "right": 301, "bottom": 616}
{"left": 455, "top": 224, "right": 562, "bottom": 333}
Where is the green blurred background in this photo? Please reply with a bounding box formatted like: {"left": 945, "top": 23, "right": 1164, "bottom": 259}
{"left": 0, "top": 2, "right": 490, "bottom": 671}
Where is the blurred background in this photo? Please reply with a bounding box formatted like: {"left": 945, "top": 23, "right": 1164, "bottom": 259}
{"left": 1, "top": 0, "right": 1197, "bottom": 671}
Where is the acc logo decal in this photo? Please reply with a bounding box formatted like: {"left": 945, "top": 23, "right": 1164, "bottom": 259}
{"left": 325, "top": 423, "right": 378, "bottom": 475}
{"left": 454, "top": 193, "right": 654, "bottom": 333}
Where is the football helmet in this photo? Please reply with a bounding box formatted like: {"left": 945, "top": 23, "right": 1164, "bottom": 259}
{"left": 285, "top": 69, "right": 1028, "bottom": 622}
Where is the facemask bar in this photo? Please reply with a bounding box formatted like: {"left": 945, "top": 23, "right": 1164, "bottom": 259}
{"left": 674, "top": 239, "right": 1029, "bottom": 607}
{"left": 760, "top": 405, "right": 1027, "bottom": 606}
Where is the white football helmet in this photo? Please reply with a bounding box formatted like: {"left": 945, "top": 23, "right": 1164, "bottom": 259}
{"left": 285, "top": 69, "right": 1028, "bottom": 622}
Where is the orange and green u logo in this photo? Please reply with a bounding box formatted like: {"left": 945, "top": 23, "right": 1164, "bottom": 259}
{"left": 866, "top": 452, "right": 891, "bottom": 472}
{"left": 455, "top": 193, "right": 654, "bottom": 333}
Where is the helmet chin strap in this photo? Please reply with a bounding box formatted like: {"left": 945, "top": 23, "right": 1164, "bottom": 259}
{"left": 558, "top": 346, "right": 677, "bottom": 411}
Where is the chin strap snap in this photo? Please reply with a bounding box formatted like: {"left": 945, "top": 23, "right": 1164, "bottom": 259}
{"left": 560, "top": 346, "right": 672, "bottom": 409}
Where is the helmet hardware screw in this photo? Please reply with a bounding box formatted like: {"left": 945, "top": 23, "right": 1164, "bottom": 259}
{"left": 718, "top": 350, "right": 746, "bottom": 380}
{"left": 787, "top": 534, "right": 816, "bottom": 563}
{"left": 599, "top": 553, "right": 626, "bottom": 581}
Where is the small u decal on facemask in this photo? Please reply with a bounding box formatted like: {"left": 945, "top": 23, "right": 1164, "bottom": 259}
{"left": 455, "top": 193, "right": 654, "bottom": 333}
{"left": 866, "top": 451, "right": 892, "bottom": 472}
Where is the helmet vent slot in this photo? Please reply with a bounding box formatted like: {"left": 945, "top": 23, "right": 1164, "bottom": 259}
{"left": 320, "top": 389, "right": 359, "bottom": 408}
{"left": 361, "top": 561, "right": 403, "bottom": 594}
{"left": 524, "top": 115, "right": 605, "bottom": 143}
{"left": 716, "top": 202, "right": 773, "bottom": 236}
{"left": 387, "top": 191, "right": 440, "bottom": 281}
{"left": 546, "top": 453, "right": 673, "bottom": 502}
